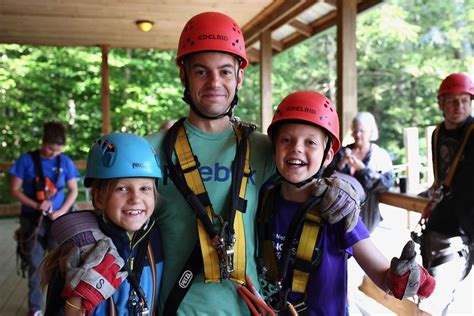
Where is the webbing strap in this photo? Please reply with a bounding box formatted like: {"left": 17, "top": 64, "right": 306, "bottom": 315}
{"left": 174, "top": 126, "right": 221, "bottom": 281}
{"left": 433, "top": 122, "right": 474, "bottom": 188}
{"left": 173, "top": 123, "right": 249, "bottom": 283}
{"left": 258, "top": 190, "right": 322, "bottom": 309}
{"left": 292, "top": 211, "right": 321, "bottom": 293}
{"left": 231, "top": 125, "right": 251, "bottom": 284}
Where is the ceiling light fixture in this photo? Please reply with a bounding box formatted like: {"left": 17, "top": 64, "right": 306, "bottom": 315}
{"left": 136, "top": 20, "right": 154, "bottom": 32}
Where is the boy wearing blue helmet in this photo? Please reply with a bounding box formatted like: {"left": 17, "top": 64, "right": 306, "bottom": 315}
{"left": 42, "top": 133, "right": 164, "bottom": 316}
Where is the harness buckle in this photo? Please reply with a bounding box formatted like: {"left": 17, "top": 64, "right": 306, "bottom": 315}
{"left": 291, "top": 299, "right": 308, "bottom": 313}
{"left": 216, "top": 235, "right": 236, "bottom": 279}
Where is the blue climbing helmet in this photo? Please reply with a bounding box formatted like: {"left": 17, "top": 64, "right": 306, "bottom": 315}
{"left": 84, "top": 133, "right": 162, "bottom": 187}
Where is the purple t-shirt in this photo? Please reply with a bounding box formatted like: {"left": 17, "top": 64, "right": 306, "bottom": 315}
{"left": 272, "top": 192, "right": 369, "bottom": 315}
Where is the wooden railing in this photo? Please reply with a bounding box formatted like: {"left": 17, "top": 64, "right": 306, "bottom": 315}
{"left": 0, "top": 201, "right": 93, "bottom": 217}
{"left": 378, "top": 191, "right": 429, "bottom": 213}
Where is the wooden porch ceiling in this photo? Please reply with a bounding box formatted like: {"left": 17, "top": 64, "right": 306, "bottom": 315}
{"left": 0, "top": 0, "right": 383, "bottom": 64}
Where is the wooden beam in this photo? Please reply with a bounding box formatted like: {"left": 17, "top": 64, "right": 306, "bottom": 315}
{"left": 267, "top": 1, "right": 384, "bottom": 62}
{"left": 247, "top": 48, "right": 260, "bottom": 64}
{"left": 289, "top": 19, "right": 312, "bottom": 37}
{"left": 272, "top": 39, "right": 283, "bottom": 52}
{"left": 378, "top": 192, "right": 429, "bottom": 213}
{"left": 243, "top": 0, "right": 311, "bottom": 47}
{"left": 336, "top": 0, "right": 358, "bottom": 141}
{"left": 260, "top": 31, "right": 273, "bottom": 134}
{"left": 101, "top": 46, "right": 111, "bottom": 135}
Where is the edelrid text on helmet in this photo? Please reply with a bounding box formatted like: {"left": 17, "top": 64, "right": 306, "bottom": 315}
{"left": 197, "top": 34, "right": 229, "bottom": 41}
{"left": 176, "top": 12, "right": 248, "bottom": 69}
{"left": 84, "top": 133, "right": 162, "bottom": 187}
{"left": 268, "top": 91, "right": 341, "bottom": 153}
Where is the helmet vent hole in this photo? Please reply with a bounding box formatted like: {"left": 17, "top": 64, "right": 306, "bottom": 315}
{"left": 102, "top": 152, "right": 115, "bottom": 168}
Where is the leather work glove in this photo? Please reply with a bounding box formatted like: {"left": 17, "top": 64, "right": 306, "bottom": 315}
{"left": 51, "top": 210, "right": 106, "bottom": 253}
{"left": 387, "top": 240, "right": 435, "bottom": 300}
{"left": 312, "top": 175, "right": 361, "bottom": 232}
{"left": 60, "top": 238, "right": 128, "bottom": 313}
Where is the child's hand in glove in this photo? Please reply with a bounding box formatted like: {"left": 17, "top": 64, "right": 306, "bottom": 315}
{"left": 387, "top": 240, "right": 435, "bottom": 299}
{"left": 312, "top": 176, "right": 361, "bottom": 232}
{"left": 60, "top": 238, "right": 128, "bottom": 312}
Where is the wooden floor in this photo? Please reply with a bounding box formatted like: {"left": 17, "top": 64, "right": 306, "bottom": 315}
{"left": 0, "top": 217, "right": 29, "bottom": 316}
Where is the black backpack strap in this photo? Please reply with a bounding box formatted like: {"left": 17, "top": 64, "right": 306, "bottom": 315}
{"left": 30, "top": 150, "right": 45, "bottom": 183}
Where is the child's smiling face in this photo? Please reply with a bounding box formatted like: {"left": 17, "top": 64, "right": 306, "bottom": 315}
{"left": 274, "top": 123, "right": 333, "bottom": 184}
{"left": 96, "top": 178, "right": 156, "bottom": 233}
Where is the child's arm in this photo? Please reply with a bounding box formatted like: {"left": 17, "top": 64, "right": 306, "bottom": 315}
{"left": 353, "top": 238, "right": 390, "bottom": 290}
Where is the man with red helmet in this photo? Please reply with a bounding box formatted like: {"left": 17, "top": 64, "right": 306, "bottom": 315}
{"left": 257, "top": 91, "right": 434, "bottom": 315}
{"left": 417, "top": 73, "right": 474, "bottom": 315}
{"left": 146, "top": 12, "right": 276, "bottom": 314}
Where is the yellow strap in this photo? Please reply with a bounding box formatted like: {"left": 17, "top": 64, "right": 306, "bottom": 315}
{"left": 230, "top": 126, "right": 250, "bottom": 284}
{"left": 433, "top": 123, "right": 474, "bottom": 187}
{"left": 292, "top": 211, "right": 321, "bottom": 293}
{"left": 174, "top": 125, "right": 249, "bottom": 283}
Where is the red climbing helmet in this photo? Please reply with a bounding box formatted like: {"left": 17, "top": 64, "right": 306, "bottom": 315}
{"left": 176, "top": 12, "right": 248, "bottom": 69}
{"left": 438, "top": 73, "right": 474, "bottom": 98}
{"left": 267, "top": 90, "right": 341, "bottom": 153}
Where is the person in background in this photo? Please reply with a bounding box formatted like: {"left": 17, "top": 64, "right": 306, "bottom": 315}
{"left": 42, "top": 133, "right": 164, "bottom": 316}
{"left": 258, "top": 91, "right": 435, "bottom": 315}
{"left": 9, "top": 121, "right": 79, "bottom": 316}
{"left": 326, "top": 112, "right": 394, "bottom": 233}
{"left": 417, "top": 73, "right": 474, "bottom": 315}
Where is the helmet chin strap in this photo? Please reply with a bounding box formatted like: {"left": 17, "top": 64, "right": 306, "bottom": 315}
{"left": 282, "top": 138, "right": 332, "bottom": 188}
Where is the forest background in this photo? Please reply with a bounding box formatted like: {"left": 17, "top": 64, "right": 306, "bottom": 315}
{"left": 1, "top": 0, "right": 473, "bottom": 202}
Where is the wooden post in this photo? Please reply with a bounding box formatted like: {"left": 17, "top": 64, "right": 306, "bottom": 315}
{"left": 101, "top": 46, "right": 111, "bottom": 135}
{"left": 336, "top": 0, "right": 358, "bottom": 141}
{"left": 403, "top": 127, "right": 420, "bottom": 193}
{"left": 425, "top": 126, "right": 436, "bottom": 186}
{"left": 260, "top": 31, "right": 273, "bottom": 133}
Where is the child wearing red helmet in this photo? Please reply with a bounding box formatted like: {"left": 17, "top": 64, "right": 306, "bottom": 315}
{"left": 257, "top": 91, "right": 435, "bottom": 315}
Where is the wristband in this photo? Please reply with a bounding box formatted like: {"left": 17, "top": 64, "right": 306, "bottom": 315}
{"left": 65, "top": 299, "right": 86, "bottom": 315}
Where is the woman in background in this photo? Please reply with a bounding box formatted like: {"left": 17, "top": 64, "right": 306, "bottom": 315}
{"left": 327, "top": 112, "right": 394, "bottom": 233}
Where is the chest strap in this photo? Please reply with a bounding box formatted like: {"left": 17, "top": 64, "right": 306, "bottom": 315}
{"left": 292, "top": 210, "right": 322, "bottom": 293}
{"left": 258, "top": 187, "right": 323, "bottom": 311}
{"left": 165, "top": 118, "right": 252, "bottom": 283}
{"left": 433, "top": 122, "right": 474, "bottom": 188}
